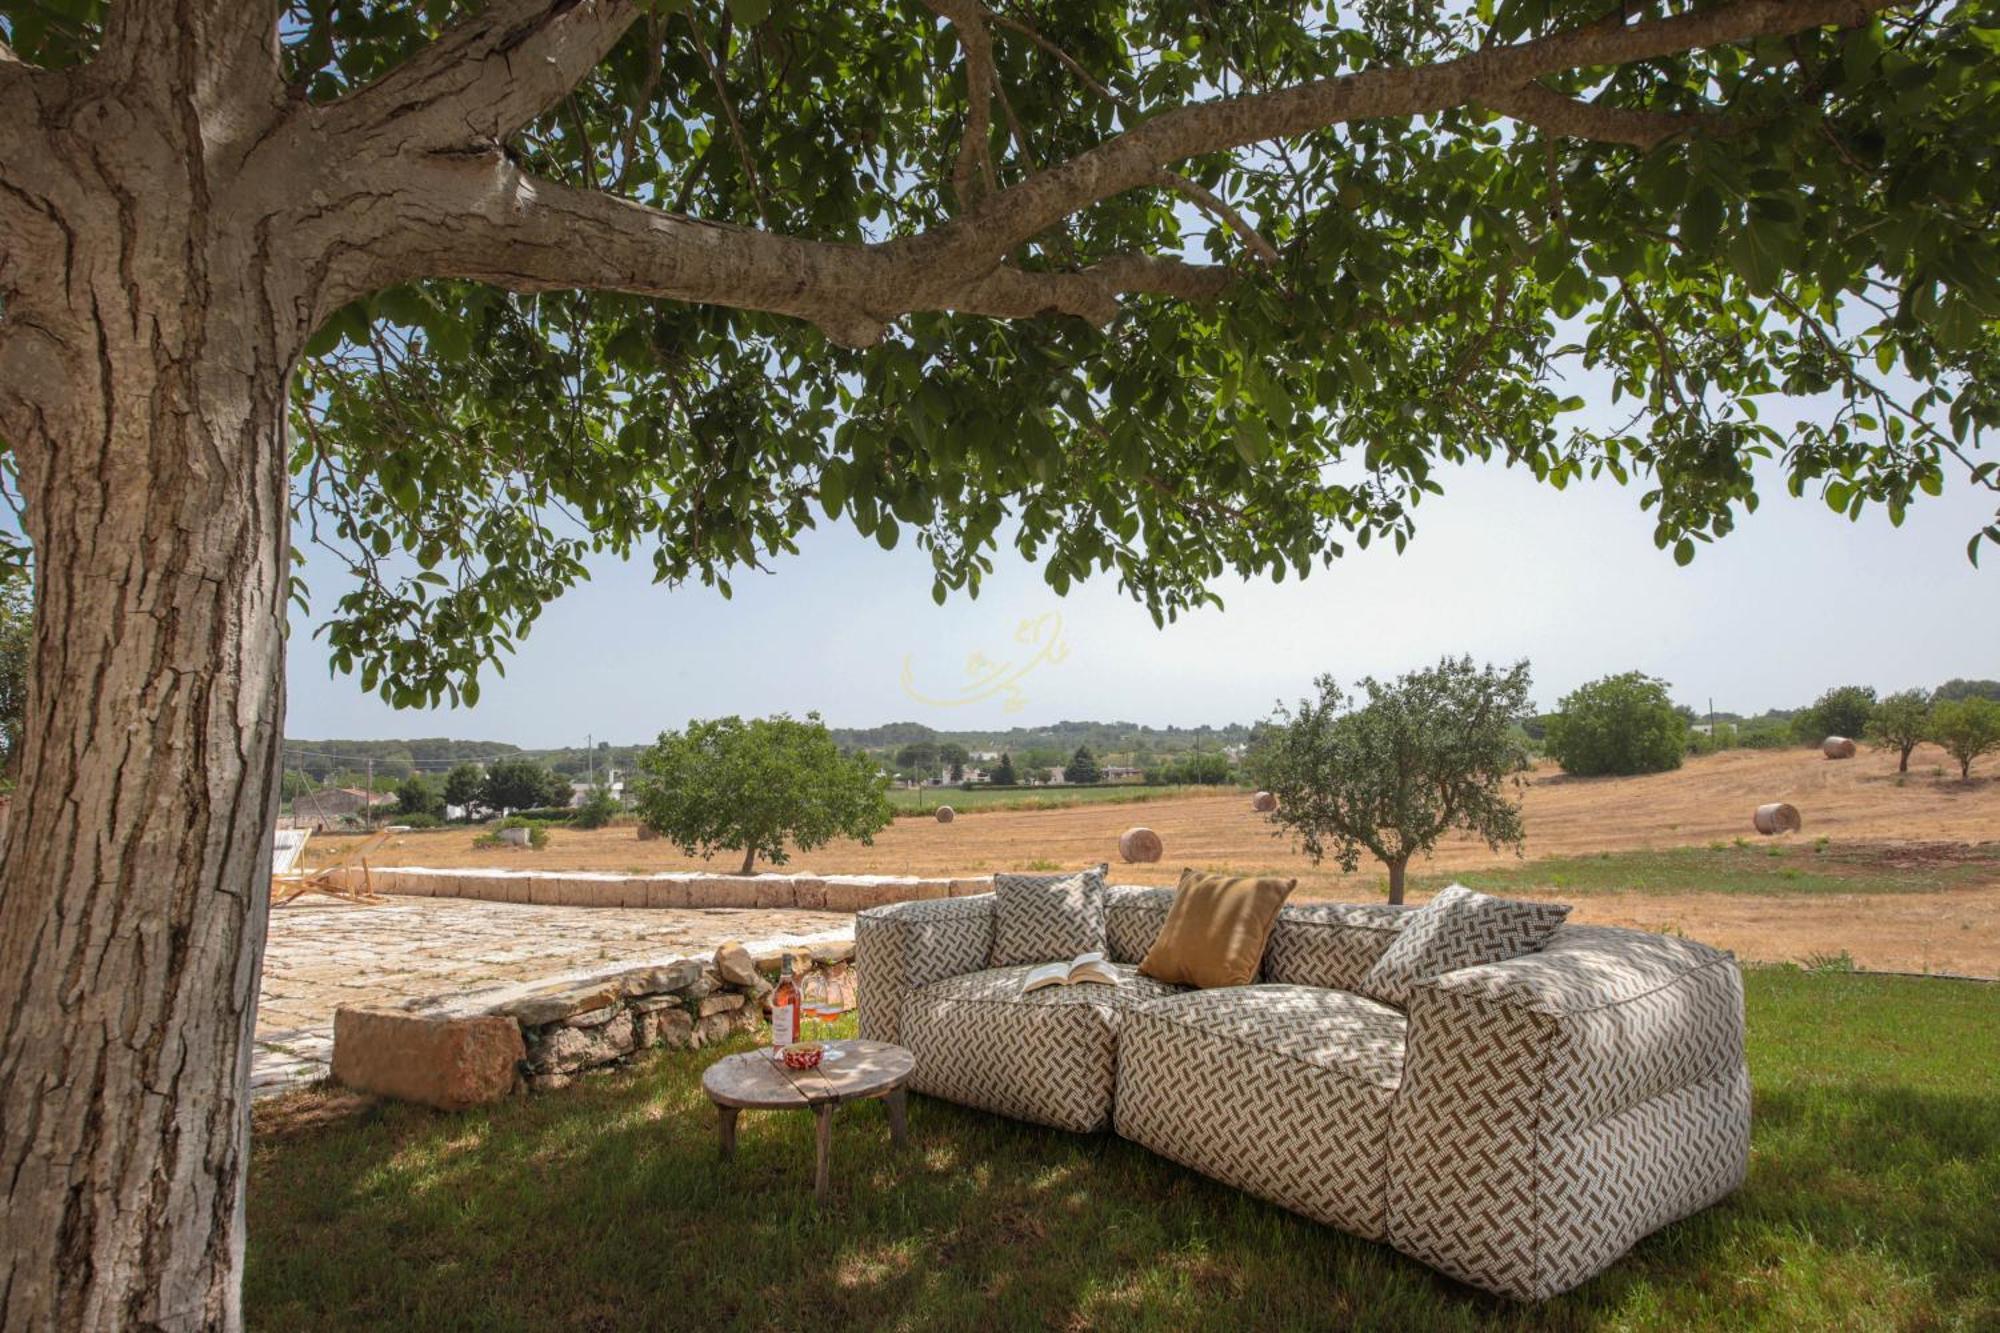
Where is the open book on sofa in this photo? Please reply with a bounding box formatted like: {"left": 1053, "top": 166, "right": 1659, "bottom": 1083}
{"left": 1020, "top": 952, "right": 1119, "bottom": 994}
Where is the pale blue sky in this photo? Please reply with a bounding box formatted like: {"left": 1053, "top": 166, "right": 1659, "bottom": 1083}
{"left": 285, "top": 445, "right": 2000, "bottom": 746}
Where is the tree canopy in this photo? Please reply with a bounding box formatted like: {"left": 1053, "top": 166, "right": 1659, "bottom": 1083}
{"left": 631, "top": 712, "right": 894, "bottom": 872}
{"left": 8, "top": 0, "right": 1995, "bottom": 708}
{"left": 1793, "top": 683, "right": 1880, "bottom": 742}
{"left": 1545, "top": 671, "right": 1688, "bottom": 775}
{"left": 1867, "top": 687, "right": 1934, "bottom": 770}
{"left": 1250, "top": 656, "right": 1533, "bottom": 902}
{"left": 1929, "top": 696, "right": 2000, "bottom": 779}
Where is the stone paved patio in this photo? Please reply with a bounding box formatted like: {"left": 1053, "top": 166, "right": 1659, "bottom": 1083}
{"left": 254, "top": 897, "right": 852, "bottom": 1096}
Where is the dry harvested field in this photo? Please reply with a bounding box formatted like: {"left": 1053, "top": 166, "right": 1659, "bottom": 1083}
{"left": 308, "top": 744, "right": 2000, "bottom": 976}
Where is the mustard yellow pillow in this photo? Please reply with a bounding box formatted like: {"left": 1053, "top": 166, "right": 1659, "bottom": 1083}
{"left": 1139, "top": 869, "right": 1297, "bottom": 989}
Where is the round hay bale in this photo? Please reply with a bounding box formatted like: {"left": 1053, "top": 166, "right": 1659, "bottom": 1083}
{"left": 636, "top": 823, "right": 661, "bottom": 841}
{"left": 935, "top": 805, "right": 955, "bottom": 824}
{"left": 1822, "top": 736, "right": 1857, "bottom": 760}
{"left": 1251, "top": 790, "right": 1278, "bottom": 813}
{"left": 1753, "top": 802, "right": 1802, "bottom": 836}
{"left": 1119, "top": 826, "right": 1163, "bottom": 863}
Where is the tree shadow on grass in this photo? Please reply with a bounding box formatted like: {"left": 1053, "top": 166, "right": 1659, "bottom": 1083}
{"left": 246, "top": 1047, "right": 1999, "bottom": 1333}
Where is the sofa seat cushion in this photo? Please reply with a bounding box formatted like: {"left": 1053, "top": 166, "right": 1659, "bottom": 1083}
{"left": 900, "top": 964, "right": 1185, "bottom": 1133}
{"left": 1115, "top": 986, "right": 1407, "bottom": 1240}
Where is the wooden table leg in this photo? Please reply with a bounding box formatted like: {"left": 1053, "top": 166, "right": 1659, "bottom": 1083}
{"left": 813, "top": 1104, "right": 834, "bottom": 1204}
{"left": 716, "top": 1105, "right": 739, "bottom": 1162}
{"left": 885, "top": 1087, "right": 908, "bottom": 1147}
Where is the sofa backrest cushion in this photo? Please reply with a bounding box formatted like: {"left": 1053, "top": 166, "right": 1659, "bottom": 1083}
{"left": 1259, "top": 901, "right": 1412, "bottom": 991}
{"left": 990, "top": 864, "right": 1110, "bottom": 966}
{"left": 1106, "top": 885, "right": 1175, "bottom": 963}
{"left": 1359, "top": 883, "right": 1570, "bottom": 1008}
{"left": 1107, "top": 886, "right": 1411, "bottom": 990}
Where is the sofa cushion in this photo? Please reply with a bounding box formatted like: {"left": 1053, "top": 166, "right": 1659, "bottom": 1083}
{"left": 990, "top": 865, "right": 1109, "bottom": 967}
{"left": 1259, "top": 901, "right": 1411, "bottom": 991}
{"left": 1360, "top": 884, "right": 1570, "bottom": 1008}
{"left": 1105, "top": 884, "right": 1175, "bottom": 963}
{"left": 1140, "top": 869, "right": 1296, "bottom": 989}
{"left": 1115, "top": 985, "right": 1407, "bottom": 1240}
{"left": 900, "top": 963, "right": 1183, "bottom": 1133}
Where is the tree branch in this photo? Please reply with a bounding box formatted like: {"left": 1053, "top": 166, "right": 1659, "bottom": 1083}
{"left": 1155, "top": 169, "right": 1279, "bottom": 266}
{"left": 351, "top": 156, "right": 1230, "bottom": 346}
{"left": 93, "top": 1, "right": 285, "bottom": 111}
{"left": 891, "top": 0, "right": 1894, "bottom": 277}
{"left": 321, "top": 0, "right": 640, "bottom": 151}
{"left": 1481, "top": 81, "right": 1723, "bottom": 147}
{"left": 925, "top": 0, "right": 1001, "bottom": 209}
{"left": 325, "top": 0, "right": 1889, "bottom": 345}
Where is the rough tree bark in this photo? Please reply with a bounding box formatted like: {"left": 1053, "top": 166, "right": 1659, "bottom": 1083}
{"left": 0, "top": 8, "right": 299, "bottom": 1328}
{"left": 0, "top": 0, "right": 1904, "bottom": 1327}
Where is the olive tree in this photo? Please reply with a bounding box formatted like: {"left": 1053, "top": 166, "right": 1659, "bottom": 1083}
{"left": 1867, "top": 688, "right": 1934, "bottom": 771}
{"left": 2, "top": 0, "right": 1999, "bottom": 1324}
{"left": 1253, "top": 657, "right": 1533, "bottom": 903}
{"left": 632, "top": 712, "right": 892, "bottom": 874}
{"left": 1929, "top": 698, "right": 2000, "bottom": 780}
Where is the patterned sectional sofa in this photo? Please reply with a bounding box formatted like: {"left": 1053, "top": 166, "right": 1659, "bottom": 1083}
{"left": 855, "top": 885, "right": 1750, "bottom": 1301}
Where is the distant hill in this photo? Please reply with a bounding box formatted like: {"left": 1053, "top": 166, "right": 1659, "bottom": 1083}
{"left": 282, "top": 719, "right": 1255, "bottom": 781}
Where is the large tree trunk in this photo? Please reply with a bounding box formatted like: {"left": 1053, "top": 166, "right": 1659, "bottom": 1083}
{"left": 0, "top": 27, "right": 297, "bottom": 1328}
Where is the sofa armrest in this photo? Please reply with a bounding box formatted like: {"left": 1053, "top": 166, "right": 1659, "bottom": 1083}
{"left": 854, "top": 895, "right": 996, "bottom": 1045}
{"left": 1386, "top": 925, "right": 1749, "bottom": 1299}
{"left": 1417, "top": 924, "right": 1745, "bottom": 1130}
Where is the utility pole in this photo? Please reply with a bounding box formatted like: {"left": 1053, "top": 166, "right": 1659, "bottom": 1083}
{"left": 365, "top": 756, "right": 374, "bottom": 828}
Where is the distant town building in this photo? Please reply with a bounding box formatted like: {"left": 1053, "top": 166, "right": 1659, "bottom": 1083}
{"left": 290, "top": 787, "right": 394, "bottom": 829}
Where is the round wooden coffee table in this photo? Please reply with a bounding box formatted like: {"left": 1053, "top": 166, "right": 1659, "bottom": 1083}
{"left": 700, "top": 1039, "right": 915, "bottom": 1203}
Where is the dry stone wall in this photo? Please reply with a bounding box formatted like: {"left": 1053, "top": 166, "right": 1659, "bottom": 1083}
{"left": 330, "top": 867, "right": 995, "bottom": 912}
{"left": 331, "top": 938, "right": 857, "bottom": 1108}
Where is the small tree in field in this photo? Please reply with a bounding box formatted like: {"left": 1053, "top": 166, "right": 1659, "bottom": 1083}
{"left": 394, "top": 774, "right": 444, "bottom": 819}
{"left": 442, "top": 762, "right": 486, "bottom": 819}
{"left": 1793, "top": 684, "right": 1879, "bottom": 744}
{"left": 1867, "top": 690, "right": 1934, "bottom": 772}
{"left": 1064, "top": 746, "right": 1104, "bottom": 785}
{"left": 1545, "top": 672, "right": 1687, "bottom": 777}
{"left": 989, "top": 754, "right": 1019, "bottom": 787}
{"left": 481, "top": 757, "right": 564, "bottom": 813}
{"left": 1929, "top": 699, "right": 2000, "bottom": 781}
{"left": 1253, "top": 657, "right": 1533, "bottom": 904}
{"left": 634, "top": 714, "right": 892, "bottom": 874}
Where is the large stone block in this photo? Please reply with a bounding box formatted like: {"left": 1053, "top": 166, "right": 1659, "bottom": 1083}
{"left": 528, "top": 876, "right": 566, "bottom": 906}
{"left": 644, "top": 877, "right": 692, "bottom": 909}
{"left": 790, "top": 876, "right": 828, "bottom": 910}
{"left": 753, "top": 876, "right": 800, "bottom": 909}
{"left": 331, "top": 1007, "right": 524, "bottom": 1111}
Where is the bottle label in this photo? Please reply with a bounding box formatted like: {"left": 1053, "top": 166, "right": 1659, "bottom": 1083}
{"left": 772, "top": 1001, "right": 797, "bottom": 1049}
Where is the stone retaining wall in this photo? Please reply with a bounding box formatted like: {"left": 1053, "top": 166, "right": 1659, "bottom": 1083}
{"left": 331, "top": 866, "right": 995, "bottom": 912}
{"left": 332, "top": 937, "right": 855, "bottom": 1109}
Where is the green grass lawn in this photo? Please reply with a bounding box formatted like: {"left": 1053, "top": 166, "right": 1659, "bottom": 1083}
{"left": 1410, "top": 841, "right": 2000, "bottom": 898}
{"left": 888, "top": 783, "right": 1239, "bottom": 815}
{"left": 246, "top": 970, "right": 1999, "bottom": 1331}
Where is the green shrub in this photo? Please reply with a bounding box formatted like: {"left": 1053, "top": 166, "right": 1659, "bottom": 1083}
{"left": 1792, "top": 684, "right": 1878, "bottom": 744}
{"left": 1544, "top": 672, "right": 1686, "bottom": 776}
{"left": 571, "top": 784, "right": 620, "bottom": 829}
{"left": 472, "top": 818, "right": 550, "bottom": 850}
{"left": 392, "top": 813, "right": 441, "bottom": 830}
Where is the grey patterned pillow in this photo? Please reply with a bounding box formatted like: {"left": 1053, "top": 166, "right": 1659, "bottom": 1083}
{"left": 1358, "top": 883, "right": 1570, "bottom": 1009}
{"left": 990, "top": 864, "right": 1110, "bottom": 966}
